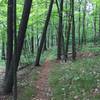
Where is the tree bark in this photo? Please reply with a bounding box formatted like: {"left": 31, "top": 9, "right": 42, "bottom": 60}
{"left": 13, "top": 0, "right": 17, "bottom": 99}
{"left": 66, "top": 16, "right": 71, "bottom": 58}
{"left": 5, "top": 0, "right": 13, "bottom": 79}
{"left": 71, "top": 0, "right": 76, "bottom": 60}
{"left": 57, "top": 0, "right": 64, "bottom": 60}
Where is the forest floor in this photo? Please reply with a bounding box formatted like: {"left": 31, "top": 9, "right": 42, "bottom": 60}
{"left": 0, "top": 59, "right": 53, "bottom": 100}
{"left": 0, "top": 64, "right": 39, "bottom": 100}
{"left": 32, "top": 59, "right": 53, "bottom": 100}
{"left": 0, "top": 46, "right": 100, "bottom": 100}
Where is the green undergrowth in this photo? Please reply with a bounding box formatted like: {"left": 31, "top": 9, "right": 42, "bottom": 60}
{"left": 41, "top": 47, "right": 57, "bottom": 63}
{"left": 49, "top": 56, "right": 100, "bottom": 100}
{"left": 80, "top": 44, "right": 100, "bottom": 54}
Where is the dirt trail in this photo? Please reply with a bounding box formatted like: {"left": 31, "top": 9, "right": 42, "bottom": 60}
{"left": 33, "top": 59, "right": 52, "bottom": 100}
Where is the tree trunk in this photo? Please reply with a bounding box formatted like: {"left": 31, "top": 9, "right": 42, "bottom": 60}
{"left": 13, "top": 0, "right": 17, "bottom": 99}
{"left": 43, "top": 39, "right": 47, "bottom": 51}
{"left": 31, "top": 36, "right": 34, "bottom": 54}
{"left": 71, "top": 0, "right": 76, "bottom": 60}
{"left": 3, "top": 0, "right": 32, "bottom": 94}
{"left": 66, "top": 16, "right": 71, "bottom": 58}
{"left": 65, "top": 0, "right": 71, "bottom": 59}
{"left": 1, "top": 41, "right": 5, "bottom": 60}
{"left": 78, "top": 0, "right": 81, "bottom": 47}
{"left": 35, "top": 0, "right": 54, "bottom": 66}
{"left": 57, "top": 0, "right": 64, "bottom": 60}
{"left": 5, "top": 0, "right": 13, "bottom": 79}
{"left": 81, "top": 0, "right": 86, "bottom": 46}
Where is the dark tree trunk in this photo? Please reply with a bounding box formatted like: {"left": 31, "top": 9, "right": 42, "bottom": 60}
{"left": 65, "top": 0, "right": 72, "bottom": 59}
{"left": 1, "top": 41, "right": 5, "bottom": 60}
{"left": 13, "top": 0, "right": 17, "bottom": 99}
{"left": 34, "top": 37, "right": 37, "bottom": 50}
{"left": 61, "top": 34, "right": 65, "bottom": 55}
{"left": 37, "top": 34, "right": 39, "bottom": 47}
{"left": 66, "top": 16, "right": 71, "bottom": 58}
{"left": 51, "top": 29, "right": 54, "bottom": 47}
{"left": 42, "top": 0, "right": 48, "bottom": 51}
{"left": 47, "top": 26, "right": 50, "bottom": 48}
{"left": 81, "top": 0, "right": 86, "bottom": 46}
{"left": 3, "top": 0, "right": 32, "bottom": 94}
{"left": 71, "top": 0, "right": 76, "bottom": 60}
{"left": 35, "top": 0, "right": 54, "bottom": 66}
{"left": 78, "top": 0, "right": 81, "bottom": 47}
{"left": 64, "top": 1, "right": 68, "bottom": 37}
{"left": 43, "top": 38, "right": 47, "bottom": 51}
{"left": 57, "top": 0, "right": 64, "bottom": 60}
{"left": 5, "top": 0, "right": 13, "bottom": 79}
{"left": 31, "top": 36, "right": 34, "bottom": 54}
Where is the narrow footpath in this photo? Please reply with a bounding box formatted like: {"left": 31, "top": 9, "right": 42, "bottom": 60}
{"left": 33, "top": 59, "right": 52, "bottom": 100}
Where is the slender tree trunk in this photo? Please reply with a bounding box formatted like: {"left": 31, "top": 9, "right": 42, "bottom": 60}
{"left": 64, "top": 1, "right": 68, "bottom": 37}
{"left": 81, "top": 0, "right": 86, "bottom": 46}
{"left": 66, "top": 16, "right": 71, "bottom": 58}
{"left": 13, "top": 0, "right": 17, "bottom": 99}
{"left": 65, "top": 0, "right": 71, "bottom": 58}
{"left": 61, "top": 34, "right": 65, "bottom": 55}
{"left": 37, "top": 35, "right": 39, "bottom": 47}
{"left": 31, "top": 36, "right": 34, "bottom": 54}
{"left": 78, "top": 0, "right": 81, "bottom": 47}
{"left": 71, "top": 0, "right": 76, "bottom": 60}
{"left": 51, "top": 24, "right": 54, "bottom": 47}
{"left": 93, "top": 5, "right": 97, "bottom": 45}
{"left": 43, "top": 0, "right": 48, "bottom": 51}
{"left": 35, "top": 0, "right": 54, "bottom": 66}
{"left": 1, "top": 41, "right": 5, "bottom": 60}
{"left": 57, "top": 0, "right": 64, "bottom": 60}
{"left": 47, "top": 26, "right": 50, "bottom": 48}
{"left": 43, "top": 39, "right": 47, "bottom": 51}
{"left": 5, "top": 0, "right": 13, "bottom": 79}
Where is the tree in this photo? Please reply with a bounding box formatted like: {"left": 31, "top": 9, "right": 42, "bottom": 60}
{"left": 71, "top": 0, "right": 76, "bottom": 60}
{"left": 57, "top": 0, "right": 64, "bottom": 60}
{"left": 35, "top": 0, "right": 54, "bottom": 66}
{"left": 81, "top": 0, "right": 87, "bottom": 46}
{"left": 5, "top": 0, "right": 13, "bottom": 79}
{"left": 78, "top": 0, "right": 81, "bottom": 47}
{"left": 1, "top": 41, "right": 5, "bottom": 60}
{"left": 93, "top": 5, "right": 97, "bottom": 45}
{"left": 2, "top": 0, "right": 32, "bottom": 95}
{"left": 13, "top": 0, "right": 17, "bottom": 99}
{"left": 65, "top": 0, "right": 72, "bottom": 59}
{"left": 65, "top": 18, "right": 72, "bottom": 59}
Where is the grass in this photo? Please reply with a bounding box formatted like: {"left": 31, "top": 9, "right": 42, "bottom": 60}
{"left": 80, "top": 44, "right": 100, "bottom": 54}
{"left": 49, "top": 56, "right": 100, "bottom": 100}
